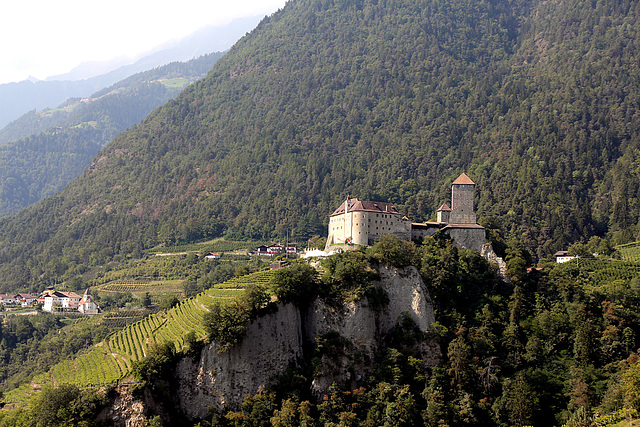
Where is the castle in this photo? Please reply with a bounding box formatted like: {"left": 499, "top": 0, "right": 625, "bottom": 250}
{"left": 325, "top": 173, "right": 486, "bottom": 252}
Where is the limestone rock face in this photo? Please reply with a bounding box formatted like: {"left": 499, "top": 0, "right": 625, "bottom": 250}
{"left": 176, "top": 264, "right": 440, "bottom": 419}
{"left": 481, "top": 243, "right": 509, "bottom": 282}
{"left": 305, "top": 264, "right": 438, "bottom": 394}
{"left": 176, "top": 302, "right": 304, "bottom": 419}
{"left": 97, "top": 386, "right": 148, "bottom": 427}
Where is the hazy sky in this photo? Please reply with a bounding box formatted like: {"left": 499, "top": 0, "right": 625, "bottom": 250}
{"left": 0, "top": 0, "right": 287, "bottom": 84}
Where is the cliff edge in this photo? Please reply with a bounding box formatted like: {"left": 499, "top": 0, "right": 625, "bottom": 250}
{"left": 176, "top": 263, "right": 440, "bottom": 419}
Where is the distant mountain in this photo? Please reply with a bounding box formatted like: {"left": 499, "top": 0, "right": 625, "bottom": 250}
{"left": 0, "top": 0, "right": 638, "bottom": 291}
{"left": 0, "top": 52, "right": 223, "bottom": 216}
{"left": 0, "top": 15, "right": 262, "bottom": 129}
{"left": 45, "top": 15, "right": 263, "bottom": 82}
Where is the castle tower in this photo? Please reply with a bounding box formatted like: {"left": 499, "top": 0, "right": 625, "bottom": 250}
{"left": 436, "top": 203, "right": 451, "bottom": 223}
{"left": 449, "top": 173, "right": 476, "bottom": 224}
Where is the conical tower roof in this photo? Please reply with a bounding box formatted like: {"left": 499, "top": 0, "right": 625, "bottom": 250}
{"left": 452, "top": 173, "right": 475, "bottom": 185}
{"left": 81, "top": 288, "right": 93, "bottom": 303}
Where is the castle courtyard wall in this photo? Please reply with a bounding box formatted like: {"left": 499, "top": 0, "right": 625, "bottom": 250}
{"left": 444, "top": 227, "right": 486, "bottom": 252}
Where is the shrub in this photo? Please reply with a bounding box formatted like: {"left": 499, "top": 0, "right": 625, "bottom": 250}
{"left": 368, "top": 234, "right": 420, "bottom": 267}
{"left": 202, "top": 301, "right": 250, "bottom": 353}
{"left": 270, "top": 261, "right": 319, "bottom": 306}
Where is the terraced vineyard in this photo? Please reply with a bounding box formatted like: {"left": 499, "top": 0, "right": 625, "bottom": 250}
{"left": 617, "top": 242, "right": 640, "bottom": 262}
{"left": 95, "top": 280, "right": 185, "bottom": 302}
{"left": 99, "top": 309, "right": 160, "bottom": 329}
{"left": 3, "top": 270, "right": 276, "bottom": 407}
{"left": 556, "top": 257, "right": 640, "bottom": 287}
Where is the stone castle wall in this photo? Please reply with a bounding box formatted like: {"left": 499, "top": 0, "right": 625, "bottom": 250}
{"left": 327, "top": 211, "right": 411, "bottom": 247}
{"left": 444, "top": 226, "right": 486, "bottom": 252}
{"left": 450, "top": 183, "right": 476, "bottom": 224}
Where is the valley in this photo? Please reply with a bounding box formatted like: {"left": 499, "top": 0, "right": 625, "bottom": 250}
{"left": 0, "top": 0, "right": 639, "bottom": 424}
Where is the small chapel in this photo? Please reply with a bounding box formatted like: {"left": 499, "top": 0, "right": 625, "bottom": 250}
{"left": 325, "top": 173, "right": 486, "bottom": 252}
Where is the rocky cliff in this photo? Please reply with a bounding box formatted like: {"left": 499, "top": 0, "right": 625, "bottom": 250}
{"left": 176, "top": 263, "right": 440, "bottom": 419}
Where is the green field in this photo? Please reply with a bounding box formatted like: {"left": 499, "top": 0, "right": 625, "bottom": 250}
{"left": 617, "top": 242, "right": 640, "bottom": 262}
{"left": 147, "top": 238, "right": 269, "bottom": 255}
{"left": 158, "top": 78, "right": 190, "bottom": 88}
{"left": 3, "top": 270, "right": 276, "bottom": 407}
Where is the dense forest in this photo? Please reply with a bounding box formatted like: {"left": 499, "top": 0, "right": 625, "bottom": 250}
{"left": 0, "top": 0, "right": 638, "bottom": 292}
{"left": 0, "top": 52, "right": 223, "bottom": 216}
{"left": 4, "top": 236, "right": 640, "bottom": 425}
{"left": 183, "top": 236, "right": 640, "bottom": 426}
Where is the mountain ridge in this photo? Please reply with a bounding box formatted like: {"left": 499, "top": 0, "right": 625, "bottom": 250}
{"left": 0, "top": 52, "right": 224, "bottom": 217}
{"left": 0, "top": 15, "right": 263, "bottom": 129}
{"left": 0, "top": 0, "right": 638, "bottom": 291}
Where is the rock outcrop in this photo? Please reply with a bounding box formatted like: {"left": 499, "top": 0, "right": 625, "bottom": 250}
{"left": 481, "top": 243, "right": 509, "bottom": 282}
{"left": 97, "top": 386, "right": 148, "bottom": 427}
{"left": 176, "top": 264, "right": 440, "bottom": 419}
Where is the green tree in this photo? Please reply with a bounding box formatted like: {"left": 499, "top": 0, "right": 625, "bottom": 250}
{"left": 141, "top": 292, "right": 152, "bottom": 308}
{"left": 159, "top": 295, "right": 179, "bottom": 311}
{"left": 368, "top": 234, "right": 419, "bottom": 267}
{"left": 270, "top": 261, "right": 319, "bottom": 306}
{"left": 202, "top": 301, "right": 250, "bottom": 353}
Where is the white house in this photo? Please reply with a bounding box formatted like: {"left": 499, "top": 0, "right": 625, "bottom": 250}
{"left": 0, "top": 294, "right": 17, "bottom": 305}
{"left": 15, "top": 293, "right": 37, "bottom": 306}
{"left": 554, "top": 251, "right": 577, "bottom": 263}
{"left": 43, "top": 291, "right": 82, "bottom": 312}
{"left": 78, "top": 289, "right": 99, "bottom": 315}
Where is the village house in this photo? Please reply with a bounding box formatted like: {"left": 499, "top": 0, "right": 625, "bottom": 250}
{"left": 0, "top": 293, "right": 38, "bottom": 306}
{"left": 0, "top": 294, "right": 18, "bottom": 305}
{"left": 267, "top": 244, "right": 283, "bottom": 256}
{"left": 285, "top": 245, "right": 298, "bottom": 254}
{"left": 554, "top": 251, "right": 577, "bottom": 263}
{"left": 205, "top": 252, "right": 222, "bottom": 260}
{"left": 15, "top": 293, "right": 37, "bottom": 306}
{"left": 257, "top": 244, "right": 299, "bottom": 256}
{"left": 78, "top": 289, "right": 99, "bottom": 315}
{"left": 42, "top": 290, "right": 82, "bottom": 312}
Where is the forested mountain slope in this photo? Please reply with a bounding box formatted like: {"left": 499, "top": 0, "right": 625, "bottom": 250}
{"left": 0, "top": 0, "right": 638, "bottom": 291}
{"left": 0, "top": 52, "right": 223, "bottom": 216}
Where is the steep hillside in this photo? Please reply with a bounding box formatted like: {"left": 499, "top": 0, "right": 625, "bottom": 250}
{"left": 2, "top": 270, "right": 275, "bottom": 407}
{"left": 0, "top": 53, "right": 223, "bottom": 216}
{"left": 0, "top": 0, "right": 638, "bottom": 290}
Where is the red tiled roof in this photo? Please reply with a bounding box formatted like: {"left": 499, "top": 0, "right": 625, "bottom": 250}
{"left": 331, "top": 198, "right": 400, "bottom": 216}
{"left": 452, "top": 173, "right": 475, "bottom": 185}
{"left": 437, "top": 203, "right": 451, "bottom": 211}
